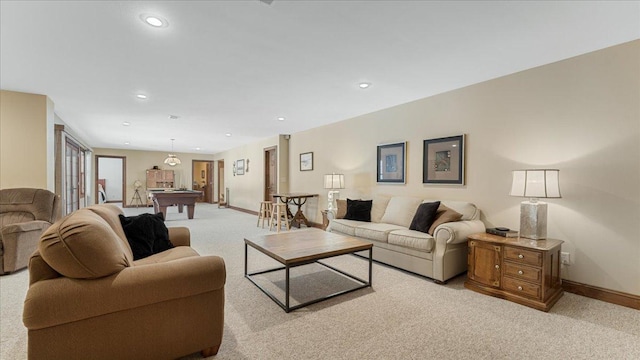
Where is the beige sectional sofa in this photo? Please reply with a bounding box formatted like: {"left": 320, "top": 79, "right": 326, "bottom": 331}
{"left": 328, "top": 196, "right": 485, "bottom": 283}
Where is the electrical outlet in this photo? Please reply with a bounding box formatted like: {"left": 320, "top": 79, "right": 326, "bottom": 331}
{"left": 561, "top": 252, "right": 570, "bottom": 265}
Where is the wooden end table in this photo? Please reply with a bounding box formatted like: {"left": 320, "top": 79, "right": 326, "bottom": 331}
{"left": 464, "top": 233, "right": 564, "bottom": 312}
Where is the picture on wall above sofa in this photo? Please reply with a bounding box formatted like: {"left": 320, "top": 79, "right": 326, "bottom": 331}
{"left": 423, "top": 134, "right": 465, "bottom": 185}
{"left": 377, "top": 142, "right": 406, "bottom": 184}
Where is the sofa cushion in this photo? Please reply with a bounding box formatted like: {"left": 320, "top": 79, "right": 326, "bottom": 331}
{"left": 355, "top": 223, "right": 405, "bottom": 243}
{"left": 409, "top": 201, "right": 441, "bottom": 233}
{"left": 119, "top": 213, "right": 174, "bottom": 260}
{"left": 370, "top": 194, "right": 391, "bottom": 223}
{"left": 380, "top": 196, "right": 423, "bottom": 228}
{"left": 329, "top": 219, "right": 364, "bottom": 236}
{"left": 388, "top": 229, "right": 435, "bottom": 252}
{"left": 344, "top": 199, "right": 372, "bottom": 222}
{"left": 428, "top": 204, "right": 463, "bottom": 234}
{"left": 39, "top": 209, "right": 132, "bottom": 279}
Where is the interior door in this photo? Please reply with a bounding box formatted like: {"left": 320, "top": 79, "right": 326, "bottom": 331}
{"left": 264, "top": 147, "right": 277, "bottom": 201}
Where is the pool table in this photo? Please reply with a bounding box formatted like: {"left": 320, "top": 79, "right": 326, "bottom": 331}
{"left": 149, "top": 190, "right": 203, "bottom": 220}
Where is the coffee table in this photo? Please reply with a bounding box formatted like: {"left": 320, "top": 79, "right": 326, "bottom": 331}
{"left": 244, "top": 228, "right": 373, "bottom": 312}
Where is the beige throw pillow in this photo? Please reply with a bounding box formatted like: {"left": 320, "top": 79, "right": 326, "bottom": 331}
{"left": 428, "top": 204, "right": 463, "bottom": 235}
{"left": 336, "top": 199, "right": 347, "bottom": 219}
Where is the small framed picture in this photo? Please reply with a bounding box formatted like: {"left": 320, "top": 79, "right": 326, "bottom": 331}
{"left": 377, "top": 142, "right": 406, "bottom": 183}
{"left": 300, "top": 152, "right": 313, "bottom": 171}
{"left": 423, "top": 135, "right": 465, "bottom": 185}
{"left": 236, "top": 159, "right": 245, "bottom": 175}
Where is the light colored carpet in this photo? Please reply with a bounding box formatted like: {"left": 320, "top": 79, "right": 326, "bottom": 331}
{"left": 1, "top": 204, "right": 639, "bottom": 359}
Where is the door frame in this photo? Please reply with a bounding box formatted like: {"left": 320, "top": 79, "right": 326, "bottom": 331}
{"left": 217, "top": 160, "right": 225, "bottom": 205}
{"left": 95, "top": 155, "right": 126, "bottom": 206}
{"left": 264, "top": 146, "right": 277, "bottom": 201}
{"left": 191, "top": 159, "right": 214, "bottom": 203}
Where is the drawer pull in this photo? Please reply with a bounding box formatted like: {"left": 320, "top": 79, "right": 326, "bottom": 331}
{"left": 517, "top": 286, "right": 523, "bottom": 291}
{"left": 518, "top": 254, "right": 524, "bottom": 259}
{"left": 495, "top": 264, "right": 500, "bottom": 269}
{"left": 518, "top": 270, "right": 524, "bottom": 275}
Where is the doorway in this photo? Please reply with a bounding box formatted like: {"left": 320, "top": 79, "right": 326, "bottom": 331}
{"left": 192, "top": 160, "right": 214, "bottom": 203}
{"left": 264, "top": 146, "right": 277, "bottom": 201}
{"left": 95, "top": 155, "right": 126, "bottom": 207}
{"left": 217, "top": 161, "right": 225, "bottom": 206}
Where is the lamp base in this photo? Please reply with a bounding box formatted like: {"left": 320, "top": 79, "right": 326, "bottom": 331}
{"left": 327, "top": 190, "right": 340, "bottom": 213}
{"left": 520, "top": 201, "right": 547, "bottom": 240}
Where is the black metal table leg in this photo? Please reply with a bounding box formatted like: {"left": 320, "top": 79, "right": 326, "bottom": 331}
{"left": 285, "top": 265, "right": 290, "bottom": 312}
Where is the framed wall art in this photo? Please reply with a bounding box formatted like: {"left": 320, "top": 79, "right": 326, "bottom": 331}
{"left": 300, "top": 152, "right": 313, "bottom": 171}
{"left": 236, "top": 159, "right": 245, "bottom": 175}
{"left": 377, "top": 142, "right": 406, "bottom": 183}
{"left": 423, "top": 135, "right": 465, "bottom": 185}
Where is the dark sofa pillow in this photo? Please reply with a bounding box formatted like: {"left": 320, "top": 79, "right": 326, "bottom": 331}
{"left": 409, "top": 201, "right": 441, "bottom": 233}
{"left": 344, "top": 199, "right": 373, "bottom": 222}
{"left": 118, "top": 212, "right": 174, "bottom": 260}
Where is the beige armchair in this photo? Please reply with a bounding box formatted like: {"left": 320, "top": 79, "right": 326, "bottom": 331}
{"left": 0, "top": 188, "right": 60, "bottom": 275}
{"left": 23, "top": 204, "right": 226, "bottom": 360}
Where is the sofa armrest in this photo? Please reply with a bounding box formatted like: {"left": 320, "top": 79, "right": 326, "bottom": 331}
{"left": 434, "top": 220, "right": 486, "bottom": 245}
{"left": 168, "top": 226, "right": 190, "bottom": 247}
{"left": 23, "top": 255, "right": 225, "bottom": 330}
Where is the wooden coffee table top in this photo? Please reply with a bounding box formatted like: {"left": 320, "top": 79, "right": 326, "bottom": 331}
{"left": 244, "top": 228, "right": 372, "bottom": 265}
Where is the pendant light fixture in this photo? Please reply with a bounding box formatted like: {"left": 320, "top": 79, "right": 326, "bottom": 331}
{"left": 164, "top": 139, "right": 181, "bottom": 166}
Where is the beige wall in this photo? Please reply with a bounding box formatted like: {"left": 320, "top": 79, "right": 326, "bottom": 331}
{"left": 221, "top": 41, "right": 640, "bottom": 295}
{"left": 212, "top": 136, "right": 282, "bottom": 210}
{"left": 92, "top": 148, "right": 215, "bottom": 206}
{"left": 0, "top": 90, "right": 55, "bottom": 190}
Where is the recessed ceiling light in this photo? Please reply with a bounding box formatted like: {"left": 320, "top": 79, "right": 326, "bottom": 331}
{"left": 359, "top": 82, "right": 371, "bottom": 89}
{"left": 122, "top": 121, "right": 130, "bottom": 126}
{"left": 195, "top": 147, "right": 201, "bottom": 151}
{"left": 136, "top": 94, "right": 147, "bottom": 99}
{"left": 277, "top": 117, "right": 285, "bottom": 121}
{"left": 225, "top": 133, "right": 232, "bottom": 137}
{"left": 452, "top": 144, "right": 457, "bottom": 147}
{"left": 168, "top": 115, "right": 179, "bottom": 120}
{"left": 124, "top": 141, "right": 130, "bottom": 145}
{"left": 140, "top": 14, "right": 169, "bottom": 28}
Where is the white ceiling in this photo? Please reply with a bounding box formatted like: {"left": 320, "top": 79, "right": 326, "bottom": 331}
{"left": 1, "top": 1, "right": 638, "bottom": 154}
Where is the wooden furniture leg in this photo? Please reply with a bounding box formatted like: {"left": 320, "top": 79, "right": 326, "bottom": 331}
{"left": 201, "top": 344, "right": 221, "bottom": 357}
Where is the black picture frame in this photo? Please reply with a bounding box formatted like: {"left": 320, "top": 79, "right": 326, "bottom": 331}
{"left": 377, "top": 142, "right": 406, "bottom": 184}
{"left": 423, "top": 135, "right": 465, "bottom": 185}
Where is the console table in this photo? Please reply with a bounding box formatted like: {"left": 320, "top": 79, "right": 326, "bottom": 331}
{"left": 272, "top": 193, "right": 318, "bottom": 228}
{"left": 464, "top": 233, "right": 564, "bottom": 312}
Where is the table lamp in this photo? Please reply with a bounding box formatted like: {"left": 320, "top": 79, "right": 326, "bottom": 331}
{"left": 510, "top": 169, "right": 561, "bottom": 240}
{"left": 323, "top": 173, "right": 345, "bottom": 213}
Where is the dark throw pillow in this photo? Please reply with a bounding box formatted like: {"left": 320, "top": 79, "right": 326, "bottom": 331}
{"left": 119, "top": 212, "right": 174, "bottom": 260}
{"left": 344, "top": 199, "right": 373, "bottom": 222}
{"left": 409, "top": 201, "right": 441, "bottom": 233}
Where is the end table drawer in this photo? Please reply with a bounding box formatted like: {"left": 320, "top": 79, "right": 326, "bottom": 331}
{"left": 503, "top": 277, "right": 541, "bottom": 299}
{"left": 504, "top": 246, "right": 542, "bottom": 267}
{"left": 503, "top": 262, "right": 542, "bottom": 283}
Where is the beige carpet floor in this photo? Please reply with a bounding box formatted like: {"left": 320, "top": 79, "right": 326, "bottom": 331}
{"left": 1, "top": 204, "right": 639, "bottom": 359}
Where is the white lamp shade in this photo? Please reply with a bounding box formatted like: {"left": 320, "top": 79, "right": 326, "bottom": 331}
{"left": 324, "top": 174, "right": 345, "bottom": 189}
{"left": 164, "top": 155, "right": 181, "bottom": 166}
{"left": 510, "top": 169, "right": 561, "bottom": 198}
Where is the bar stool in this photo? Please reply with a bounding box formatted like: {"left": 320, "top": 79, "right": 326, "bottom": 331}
{"left": 257, "top": 201, "right": 273, "bottom": 228}
{"left": 269, "top": 203, "right": 291, "bottom": 232}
